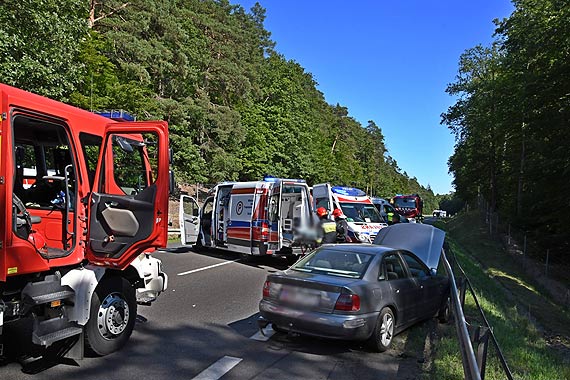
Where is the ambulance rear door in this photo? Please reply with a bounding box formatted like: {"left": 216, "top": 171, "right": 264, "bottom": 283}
{"left": 312, "top": 183, "right": 334, "bottom": 213}
{"left": 180, "top": 195, "right": 200, "bottom": 245}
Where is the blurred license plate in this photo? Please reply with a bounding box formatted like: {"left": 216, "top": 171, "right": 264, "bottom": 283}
{"left": 280, "top": 288, "right": 319, "bottom": 308}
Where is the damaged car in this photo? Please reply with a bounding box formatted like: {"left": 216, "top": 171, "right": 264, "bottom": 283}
{"left": 258, "top": 223, "right": 450, "bottom": 351}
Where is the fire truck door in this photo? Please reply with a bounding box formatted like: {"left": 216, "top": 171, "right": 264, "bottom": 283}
{"left": 86, "top": 123, "right": 169, "bottom": 270}
{"left": 0, "top": 94, "right": 5, "bottom": 282}
{"left": 179, "top": 195, "right": 200, "bottom": 245}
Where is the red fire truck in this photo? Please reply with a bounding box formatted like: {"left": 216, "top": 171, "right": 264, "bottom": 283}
{"left": 391, "top": 194, "right": 424, "bottom": 222}
{"left": 0, "top": 84, "right": 171, "bottom": 360}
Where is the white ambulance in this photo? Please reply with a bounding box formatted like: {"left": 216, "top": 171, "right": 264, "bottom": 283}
{"left": 180, "top": 177, "right": 314, "bottom": 258}
{"left": 312, "top": 184, "right": 387, "bottom": 243}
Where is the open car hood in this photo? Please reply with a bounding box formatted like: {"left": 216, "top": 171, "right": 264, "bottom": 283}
{"left": 373, "top": 223, "right": 445, "bottom": 270}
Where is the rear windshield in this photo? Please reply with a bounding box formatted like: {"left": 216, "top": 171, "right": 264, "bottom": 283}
{"left": 292, "top": 248, "right": 374, "bottom": 279}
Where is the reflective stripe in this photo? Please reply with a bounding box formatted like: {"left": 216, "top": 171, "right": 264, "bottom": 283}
{"left": 322, "top": 222, "right": 336, "bottom": 233}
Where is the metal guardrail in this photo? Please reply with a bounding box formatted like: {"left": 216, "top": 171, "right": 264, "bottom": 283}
{"left": 442, "top": 247, "right": 514, "bottom": 380}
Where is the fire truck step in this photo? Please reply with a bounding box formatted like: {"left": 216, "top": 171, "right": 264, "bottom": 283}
{"left": 22, "top": 274, "right": 75, "bottom": 306}
{"left": 32, "top": 317, "right": 82, "bottom": 346}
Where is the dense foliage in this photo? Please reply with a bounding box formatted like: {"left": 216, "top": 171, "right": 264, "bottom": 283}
{"left": 443, "top": 0, "right": 570, "bottom": 256}
{"left": 0, "top": 0, "right": 438, "bottom": 212}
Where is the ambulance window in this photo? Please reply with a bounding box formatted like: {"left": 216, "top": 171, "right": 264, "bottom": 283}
{"left": 79, "top": 133, "right": 102, "bottom": 189}
{"left": 315, "top": 197, "right": 330, "bottom": 211}
{"left": 110, "top": 132, "right": 158, "bottom": 195}
{"left": 268, "top": 193, "right": 279, "bottom": 223}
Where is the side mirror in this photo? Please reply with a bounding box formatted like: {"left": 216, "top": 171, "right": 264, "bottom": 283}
{"left": 169, "top": 148, "right": 173, "bottom": 165}
{"left": 169, "top": 170, "right": 175, "bottom": 195}
{"left": 430, "top": 268, "right": 437, "bottom": 276}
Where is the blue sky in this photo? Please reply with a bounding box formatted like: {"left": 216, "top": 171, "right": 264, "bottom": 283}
{"left": 234, "top": 0, "right": 514, "bottom": 194}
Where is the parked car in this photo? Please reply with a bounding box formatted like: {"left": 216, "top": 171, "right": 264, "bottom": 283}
{"left": 258, "top": 223, "right": 450, "bottom": 352}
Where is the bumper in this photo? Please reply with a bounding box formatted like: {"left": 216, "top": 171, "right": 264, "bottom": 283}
{"left": 132, "top": 253, "right": 169, "bottom": 304}
{"left": 259, "top": 300, "right": 378, "bottom": 341}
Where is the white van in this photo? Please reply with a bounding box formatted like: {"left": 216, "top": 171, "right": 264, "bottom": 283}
{"left": 312, "top": 184, "right": 387, "bottom": 243}
{"left": 180, "top": 177, "right": 313, "bottom": 258}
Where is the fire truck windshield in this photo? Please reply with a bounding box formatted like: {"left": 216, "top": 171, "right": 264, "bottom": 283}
{"left": 394, "top": 198, "right": 417, "bottom": 208}
{"left": 339, "top": 203, "right": 383, "bottom": 223}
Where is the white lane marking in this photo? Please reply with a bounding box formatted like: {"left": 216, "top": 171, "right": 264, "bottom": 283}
{"left": 191, "top": 356, "right": 242, "bottom": 380}
{"left": 177, "top": 259, "right": 239, "bottom": 276}
{"left": 249, "top": 326, "right": 276, "bottom": 342}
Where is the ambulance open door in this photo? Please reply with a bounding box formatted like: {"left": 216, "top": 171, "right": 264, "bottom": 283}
{"left": 179, "top": 195, "right": 200, "bottom": 245}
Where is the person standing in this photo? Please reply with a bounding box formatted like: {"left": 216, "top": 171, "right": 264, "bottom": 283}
{"left": 332, "top": 208, "right": 349, "bottom": 242}
{"left": 316, "top": 207, "right": 337, "bottom": 244}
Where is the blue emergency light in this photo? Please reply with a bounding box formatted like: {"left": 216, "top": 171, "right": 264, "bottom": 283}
{"left": 263, "top": 175, "right": 279, "bottom": 183}
{"left": 331, "top": 186, "right": 366, "bottom": 197}
{"left": 95, "top": 110, "right": 136, "bottom": 122}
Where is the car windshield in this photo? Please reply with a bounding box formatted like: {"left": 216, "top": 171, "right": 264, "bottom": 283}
{"left": 291, "top": 248, "right": 374, "bottom": 279}
{"left": 394, "top": 198, "right": 416, "bottom": 208}
{"left": 339, "top": 202, "right": 383, "bottom": 223}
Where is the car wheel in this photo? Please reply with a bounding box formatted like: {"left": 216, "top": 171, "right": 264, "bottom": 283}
{"left": 367, "top": 307, "right": 395, "bottom": 352}
{"left": 84, "top": 276, "right": 137, "bottom": 356}
{"left": 438, "top": 296, "right": 451, "bottom": 323}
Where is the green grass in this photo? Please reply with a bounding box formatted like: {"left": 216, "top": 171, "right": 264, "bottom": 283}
{"left": 430, "top": 212, "right": 570, "bottom": 380}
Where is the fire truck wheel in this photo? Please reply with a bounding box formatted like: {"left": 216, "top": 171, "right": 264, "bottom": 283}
{"left": 85, "top": 276, "right": 137, "bottom": 356}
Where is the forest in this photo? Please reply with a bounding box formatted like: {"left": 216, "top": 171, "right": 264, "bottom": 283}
{"left": 442, "top": 0, "right": 570, "bottom": 257}
{"left": 0, "top": 0, "right": 440, "bottom": 213}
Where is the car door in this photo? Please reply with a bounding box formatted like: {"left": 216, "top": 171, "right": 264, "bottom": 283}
{"left": 401, "top": 251, "right": 440, "bottom": 318}
{"left": 382, "top": 252, "right": 420, "bottom": 327}
{"left": 86, "top": 123, "right": 169, "bottom": 269}
{"left": 179, "top": 195, "right": 200, "bottom": 245}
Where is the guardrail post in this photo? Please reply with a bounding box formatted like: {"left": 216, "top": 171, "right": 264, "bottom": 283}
{"left": 459, "top": 277, "right": 467, "bottom": 309}
{"left": 474, "top": 326, "right": 490, "bottom": 380}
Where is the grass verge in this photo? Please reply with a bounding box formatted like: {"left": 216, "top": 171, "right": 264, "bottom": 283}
{"left": 430, "top": 211, "right": 570, "bottom": 380}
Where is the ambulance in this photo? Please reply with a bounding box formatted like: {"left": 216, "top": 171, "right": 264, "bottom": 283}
{"left": 312, "top": 184, "right": 387, "bottom": 243}
{"left": 180, "top": 177, "right": 314, "bottom": 258}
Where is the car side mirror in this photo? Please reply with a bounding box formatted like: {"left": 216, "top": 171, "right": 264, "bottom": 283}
{"left": 430, "top": 268, "right": 437, "bottom": 276}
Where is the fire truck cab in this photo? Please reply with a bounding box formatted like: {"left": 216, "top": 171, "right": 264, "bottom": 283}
{"left": 392, "top": 194, "right": 424, "bottom": 222}
{"left": 0, "top": 84, "right": 170, "bottom": 359}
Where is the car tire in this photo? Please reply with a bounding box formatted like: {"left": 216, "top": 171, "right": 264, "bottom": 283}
{"left": 84, "top": 276, "right": 137, "bottom": 356}
{"left": 438, "top": 296, "right": 451, "bottom": 323}
{"left": 367, "top": 307, "right": 395, "bottom": 352}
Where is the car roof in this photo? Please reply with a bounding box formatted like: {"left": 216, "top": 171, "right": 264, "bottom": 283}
{"left": 320, "top": 244, "right": 394, "bottom": 255}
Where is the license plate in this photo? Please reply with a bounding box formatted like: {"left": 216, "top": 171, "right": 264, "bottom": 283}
{"left": 280, "top": 287, "right": 320, "bottom": 308}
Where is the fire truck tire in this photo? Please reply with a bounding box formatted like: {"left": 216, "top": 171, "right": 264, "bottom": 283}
{"left": 84, "top": 276, "right": 137, "bottom": 356}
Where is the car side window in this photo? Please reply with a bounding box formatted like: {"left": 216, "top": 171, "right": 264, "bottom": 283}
{"left": 402, "top": 252, "right": 430, "bottom": 278}
{"left": 380, "top": 253, "right": 407, "bottom": 281}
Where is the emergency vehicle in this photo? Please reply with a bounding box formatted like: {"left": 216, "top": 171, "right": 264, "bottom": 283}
{"left": 180, "top": 177, "right": 313, "bottom": 258}
{"left": 312, "top": 184, "right": 387, "bottom": 243}
{"left": 392, "top": 194, "right": 424, "bottom": 222}
{"left": 0, "top": 84, "right": 170, "bottom": 360}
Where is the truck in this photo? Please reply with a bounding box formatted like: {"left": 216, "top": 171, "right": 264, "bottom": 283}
{"left": 180, "top": 177, "right": 314, "bottom": 259}
{"left": 0, "top": 84, "right": 171, "bottom": 360}
{"left": 312, "top": 184, "right": 387, "bottom": 243}
{"left": 391, "top": 194, "right": 424, "bottom": 222}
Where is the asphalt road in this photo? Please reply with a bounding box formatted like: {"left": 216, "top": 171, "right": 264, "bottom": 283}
{"left": 0, "top": 245, "right": 426, "bottom": 380}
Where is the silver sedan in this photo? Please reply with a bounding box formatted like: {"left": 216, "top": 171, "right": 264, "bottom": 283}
{"left": 258, "top": 223, "right": 450, "bottom": 351}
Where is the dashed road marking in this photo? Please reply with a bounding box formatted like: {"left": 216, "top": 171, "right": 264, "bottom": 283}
{"left": 191, "top": 356, "right": 242, "bottom": 380}
{"left": 177, "top": 259, "right": 239, "bottom": 276}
